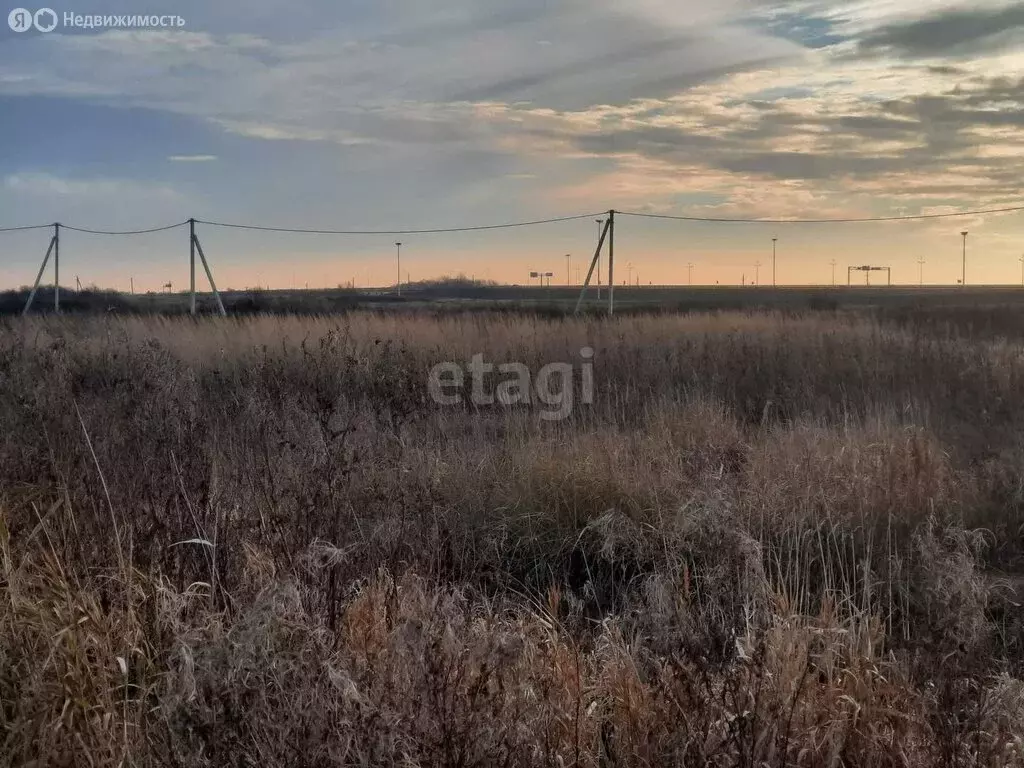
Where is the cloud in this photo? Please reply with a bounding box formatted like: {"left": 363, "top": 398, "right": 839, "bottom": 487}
{"left": 168, "top": 154, "right": 217, "bottom": 162}
{"left": 495, "top": 57, "right": 1024, "bottom": 215}
{"left": 0, "top": 172, "right": 193, "bottom": 236}
{"left": 859, "top": 3, "right": 1024, "bottom": 57}
{"left": 3, "top": 172, "right": 184, "bottom": 201}
{"left": 3, "top": 0, "right": 1024, "bottom": 225}
{"left": 0, "top": 1, "right": 804, "bottom": 137}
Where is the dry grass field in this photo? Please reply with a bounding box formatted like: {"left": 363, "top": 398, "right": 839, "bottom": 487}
{"left": 2, "top": 309, "right": 1024, "bottom": 766}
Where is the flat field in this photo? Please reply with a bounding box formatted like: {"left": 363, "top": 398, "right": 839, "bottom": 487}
{"left": 2, "top": 308, "right": 1024, "bottom": 766}
{"left": 10, "top": 282, "right": 1024, "bottom": 320}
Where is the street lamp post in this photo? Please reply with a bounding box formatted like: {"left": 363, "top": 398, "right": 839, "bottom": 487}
{"left": 1019, "top": 255, "right": 1024, "bottom": 287}
{"left": 829, "top": 259, "right": 836, "bottom": 287}
{"left": 918, "top": 258, "right": 925, "bottom": 286}
{"left": 754, "top": 261, "right": 761, "bottom": 286}
{"left": 395, "top": 242, "right": 402, "bottom": 296}
{"left": 566, "top": 254, "right": 571, "bottom": 286}
{"left": 687, "top": 263, "right": 694, "bottom": 286}
{"left": 961, "top": 231, "right": 968, "bottom": 287}
{"left": 772, "top": 238, "right": 778, "bottom": 287}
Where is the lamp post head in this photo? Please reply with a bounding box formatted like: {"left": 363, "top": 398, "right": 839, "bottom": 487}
{"left": 961, "top": 231, "right": 968, "bottom": 237}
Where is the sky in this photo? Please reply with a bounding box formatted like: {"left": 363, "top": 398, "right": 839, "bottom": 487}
{"left": 2, "top": 0, "right": 1024, "bottom": 290}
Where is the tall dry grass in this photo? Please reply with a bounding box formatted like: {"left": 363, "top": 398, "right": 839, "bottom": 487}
{"left": 1, "top": 310, "right": 1023, "bottom": 766}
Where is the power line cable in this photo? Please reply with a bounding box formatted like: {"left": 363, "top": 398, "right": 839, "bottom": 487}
{"left": 0, "top": 224, "right": 54, "bottom": 233}
{"left": 617, "top": 204, "right": 1024, "bottom": 224}
{"left": 61, "top": 221, "right": 190, "bottom": 235}
{"left": 3, "top": 202, "right": 1023, "bottom": 236}
{"left": 193, "top": 212, "right": 606, "bottom": 235}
